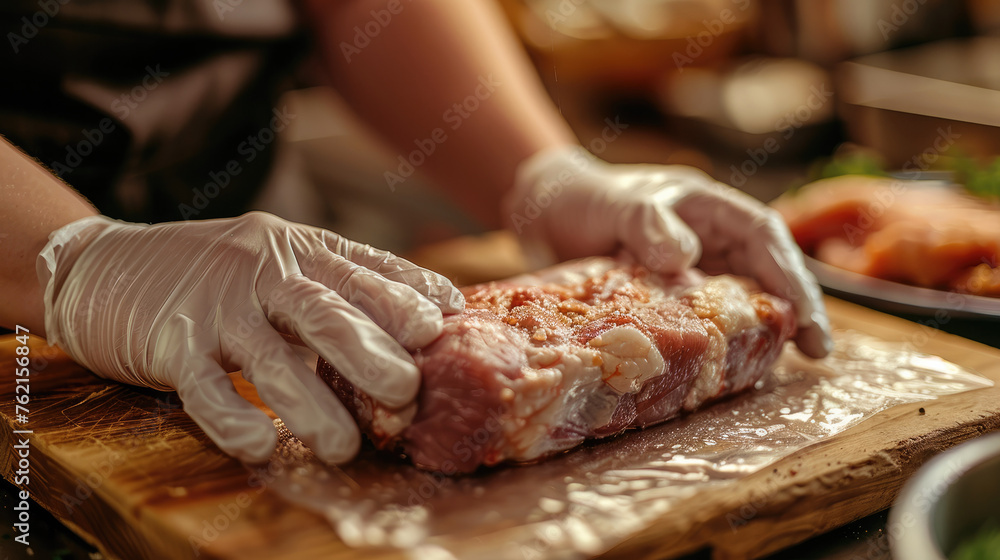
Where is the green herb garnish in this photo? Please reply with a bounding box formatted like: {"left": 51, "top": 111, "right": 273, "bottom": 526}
{"left": 814, "top": 152, "right": 889, "bottom": 180}
{"left": 952, "top": 156, "right": 1000, "bottom": 200}
{"left": 950, "top": 523, "right": 1000, "bottom": 560}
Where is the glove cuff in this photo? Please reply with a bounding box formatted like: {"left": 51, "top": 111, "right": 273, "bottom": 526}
{"left": 503, "top": 146, "right": 603, "bottom": 267}
{"left": 505, "top": 145, "right": 597, "bottom": 213}
{"left": 35, "top": 215, "right": 121, "bottom": 356}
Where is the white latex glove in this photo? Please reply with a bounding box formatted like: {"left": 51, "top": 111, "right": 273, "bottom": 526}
{"left": 504, "top": 146, "right": 831, "bottom": 359}
{"left": 36, "top": 212, "right": 464, "bottom": 463}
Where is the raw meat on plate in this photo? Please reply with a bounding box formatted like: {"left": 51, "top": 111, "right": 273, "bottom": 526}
{"left": 771, "top": 175, "right": 1000, "bottom": 295}
{"left": 318, "top": 257, "right": 797, "bottom": 473}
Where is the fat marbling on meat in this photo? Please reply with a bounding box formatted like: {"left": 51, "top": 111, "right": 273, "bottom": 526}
{"left": 317, "top": 257, "right": 797, "bottom": 473}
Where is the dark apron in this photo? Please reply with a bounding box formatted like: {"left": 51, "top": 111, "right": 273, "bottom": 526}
{"left": 0, "top": 0, "right": 309, "bottom": 222}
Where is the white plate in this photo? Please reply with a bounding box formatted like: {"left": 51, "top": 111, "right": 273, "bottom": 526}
{"left": 805, "top": 256, "right": 1000, "bottom": 320}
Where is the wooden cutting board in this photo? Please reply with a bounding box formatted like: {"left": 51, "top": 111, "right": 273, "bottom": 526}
{"left": 3, "top": 238, "right": 1000, "bottom": 560}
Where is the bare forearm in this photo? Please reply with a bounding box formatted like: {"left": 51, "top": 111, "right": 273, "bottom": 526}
{"left": 306, "top": 0, "right": 578, "bottom": 227}
{"left": 0, "top": 137, "right": 99, "bottom": 336}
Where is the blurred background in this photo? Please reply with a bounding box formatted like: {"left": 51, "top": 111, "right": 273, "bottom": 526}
{"left": 264, "top": 0, "right": 1000, "bottom": 253}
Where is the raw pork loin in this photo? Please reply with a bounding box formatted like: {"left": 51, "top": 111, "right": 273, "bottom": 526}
{"left": 317, "top": 257, "right": 797, "bottom": 473}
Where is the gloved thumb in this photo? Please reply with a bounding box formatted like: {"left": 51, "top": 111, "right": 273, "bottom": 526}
{"left": 618, "top": 202, "right": 702, "bottom": 275}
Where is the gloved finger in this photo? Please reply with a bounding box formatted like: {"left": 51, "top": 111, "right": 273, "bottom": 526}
{"left": 720, "top": 239, "right": 832, "bottom": 359}
{"left": 322, "top": 231, "right": 465, "bottom": 314}
{"left": 175, "top": 371, "right": 279, "bottom": 463}
{"left": 157, "top": 314, "right": 279, "bottom": 463}
{"left": 677, "top": 193, "right": 832, "bottom": 358}
{"left": 737, "top": 214, "right": 833, "bottom": 358}
{"left": 227, "top": 324, "right": 362, "bottom": 464}
{"left": 302, "top": 254, "right": 445, "bottom": 350}
{"left": 795, "top": 324, "right": 833, "bottom": 360}
{"left": 618, "top": 202, "right": 702, "bottom": 275}
{"left": 766, "top": 260, "right": 832, "bottom": 359}
{"left": 262, "top": 275, "right": 421, "bottom": 408}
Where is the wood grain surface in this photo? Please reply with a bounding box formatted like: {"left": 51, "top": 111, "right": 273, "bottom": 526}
{"left": 2, "top": 235, "right": 999, "bottom": 560}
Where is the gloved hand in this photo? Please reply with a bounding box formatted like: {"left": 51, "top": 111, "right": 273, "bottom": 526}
{"left": 36, "top": 212, "right": 464, "bottom": 463}
{"left": 504, "top": 146, "right": 831, "bottom": 359}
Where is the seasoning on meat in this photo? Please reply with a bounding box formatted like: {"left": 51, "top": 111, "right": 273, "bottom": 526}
{"left": 318, "top": 257, "right": 797, "bottom": 473}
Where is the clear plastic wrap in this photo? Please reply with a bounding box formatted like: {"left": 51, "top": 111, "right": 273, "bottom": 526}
{"left": 256, "top": 331, "right": 992, "bottom": 559}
